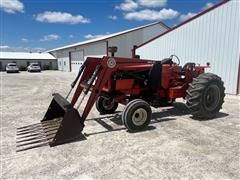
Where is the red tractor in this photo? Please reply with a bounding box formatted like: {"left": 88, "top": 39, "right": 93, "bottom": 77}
{"left": 17, "top": 55, "right": 225, "bottom": 150}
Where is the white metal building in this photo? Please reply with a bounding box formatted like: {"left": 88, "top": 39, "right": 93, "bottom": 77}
{"left": 0, "top": 52, "right": 57, "bottom": 71}
{"left": 135, "top": 0, "right": 239, "bottom": 94}
{"left": 48, "top": 22, "right": 169, "bottom": 72}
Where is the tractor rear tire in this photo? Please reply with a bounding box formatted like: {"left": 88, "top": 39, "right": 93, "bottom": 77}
{"left": 96, "top": 96, "right": 118, "bottom": 115}
{"left": 186, "top": 73, "right": 225, "bottom": 119}
{"left": 122, "top": 99, "right": 152, "bottom": 131}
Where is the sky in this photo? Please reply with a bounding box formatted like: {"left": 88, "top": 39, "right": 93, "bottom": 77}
{"left": 0, "top": 0, "right": 221, "bottom": 52}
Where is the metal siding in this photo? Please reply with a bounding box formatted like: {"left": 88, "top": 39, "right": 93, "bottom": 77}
{"left": 56, "top": 41, "right": 106, "bottom": 71}
{"left": 108, "top": 34, "right": 131, "bottom": 57}
{"left": 48, "top": 22, "right": 168, "bottom": 52}
{"left": 136, "top": 1, "right": 239, "bottom": 94}
{"left": 82, "top": 41, "right": 106, "bottom": 58}
{"left": 71, "top": 50, "right": 84, "bottom": 61}
{"left": 108, "top": 23, "right": 169, "bottom": 58}
{"left": 142, "top": 24, "right": 169, "bottom": 42}
{"left": 53, "top": 24, "right": 168, "bottom": 71}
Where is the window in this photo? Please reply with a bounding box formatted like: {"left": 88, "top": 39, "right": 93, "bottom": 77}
{"left": 64, "top": 61, "right": 66, "bottom": 66}
{"left": 9, "top": 64, "right": 17, "bottom": 67}
{"left": 49, "top": 62, "right": 52, "bottom": 70}
{"left": 31, "top": 63, "right": 39, "bottom": 67}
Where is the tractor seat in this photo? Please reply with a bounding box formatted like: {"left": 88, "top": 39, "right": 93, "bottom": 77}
{"left": 176, "top": 62, "right": 196, "bottom": 75}
{"left": 148, "top": 58, "right": 173, "bottom": 92}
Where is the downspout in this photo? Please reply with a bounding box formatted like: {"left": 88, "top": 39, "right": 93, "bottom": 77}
{"left": 69, "top": 51, "right": 72, "bottom": 72}
{"left": 236, "top": 56, "right": 240, "bottom": 94}
{"left": 106, "top": 41, "right": 109, "bottom": 57}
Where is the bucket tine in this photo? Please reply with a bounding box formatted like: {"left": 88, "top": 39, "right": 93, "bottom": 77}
{"left": 17, "top": 122, "right": 60, "bottom": 135}
{"left": 17, "top": 134, "right": 46, "bottom": 143}
{"left": 17, "top": 127, "right": 43, "bottom": 135}
{"left": 17, "top": 132, "right": 43, "bottom": 139}
{"left": 17, "top": 123, "right": 42, "bottom": 130}
{"left": 17, "top": 130, "right": 57, "bottom": 140}
{"left": 16, "top": 129, "right": 49, "bottom": 152}
{"left": 16, "top": 93, "right": 86, "bottom": 152}
{"left": 17, "top": 120, "right": 61, "bottom": 133}
{"left": 17, "top": 125, "right": 59, "bottom": 137}
{"left": 17, "top": 127, "right": 41, "bottom": 134}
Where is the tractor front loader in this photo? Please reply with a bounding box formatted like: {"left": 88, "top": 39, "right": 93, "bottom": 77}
{"left": 16, "top": 55, "right": 225, "bottom": 151}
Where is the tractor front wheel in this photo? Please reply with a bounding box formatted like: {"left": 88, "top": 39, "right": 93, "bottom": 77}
{"left": 96, "top": 96, "right": 118, "bottom": 115}
{"left": 186, "top": 73, "right": 225, "bottom": 119}
{"left": 122, "top": 99, "right": 152, "bottom": 131}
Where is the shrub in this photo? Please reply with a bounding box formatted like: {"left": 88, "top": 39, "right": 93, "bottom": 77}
{"left": 19, "top": 66, "right": 27, "bottom": 71}
{"left": 43, "top": 64, "right": 50, "bottom": 70}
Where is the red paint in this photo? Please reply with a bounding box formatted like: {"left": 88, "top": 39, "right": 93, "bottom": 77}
{"left": 71, "top": 57, "right": 101, "bottom": 105}
{"left": 70, "top": 56, "right": 208, "bottom": 125}
{"left": 135, "top": 0, "right": 230, "bottom": 50}
{"left": 116, "top": 79, "right": 135, "bottom": 90}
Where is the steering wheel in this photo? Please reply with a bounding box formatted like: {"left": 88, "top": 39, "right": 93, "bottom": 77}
{"left": 170, "top": 55, "right": 180, "bottom": 65}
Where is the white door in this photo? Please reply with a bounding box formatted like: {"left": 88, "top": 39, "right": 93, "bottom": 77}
{"left": 70, "top": 50, "right": 84, "bottom": 72}
{"left": 58, "top": 58, "right": 63, "bottom": 71}
{"left": 58, "top": 57, "right": 70, "bottom": 71}
{"left": 62, "top": 57, "right": 70, "bottom": 72}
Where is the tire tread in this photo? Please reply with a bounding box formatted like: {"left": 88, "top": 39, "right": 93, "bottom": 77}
{"left": 186, "top": 73, "right": 225, "bottom": 119}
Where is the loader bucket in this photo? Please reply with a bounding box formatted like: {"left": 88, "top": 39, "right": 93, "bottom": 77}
{"left": 16, "top": 93, "right": 85, "bottom": 151}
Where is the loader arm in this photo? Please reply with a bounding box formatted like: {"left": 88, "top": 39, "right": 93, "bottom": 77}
{"left": 75, "top": 58, "right": 115, "bottom": 120}
{"left": 16, "top": 56, "right": 154, "bottom": 150}
{"left": 71, "top": 57, "right": 101, "bottom": 105}
{"left": 71, "top": 56, "right": 151, "bottom": 122}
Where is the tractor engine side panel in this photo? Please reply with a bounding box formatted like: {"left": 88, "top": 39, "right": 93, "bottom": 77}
{"left": 161, "top": 65, "right": 182, "bottom": 89}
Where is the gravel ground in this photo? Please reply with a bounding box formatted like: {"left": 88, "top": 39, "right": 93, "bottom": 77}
{"left": 0, "top": 71, "right": 239, "bottom": 179}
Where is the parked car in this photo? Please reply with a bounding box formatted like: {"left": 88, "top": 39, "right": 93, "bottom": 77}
{"left": 6, "top": 63, "right": 19, "bottom": 73}
{"left": 27, "top": 63, "right": 41, "bottom": 72}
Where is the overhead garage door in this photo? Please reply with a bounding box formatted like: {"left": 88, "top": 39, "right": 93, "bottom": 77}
{"left": 70, "top": 50, "right": 84, "bottom": 72}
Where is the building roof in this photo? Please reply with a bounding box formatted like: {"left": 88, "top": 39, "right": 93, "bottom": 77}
{"left": 47, "top": 22, "right": 169, "bottom": 52}
{"left": 136, "top": 0, "right": 230, "bottom": 49}
{"left": 0, "top": 52, "right": 56, "bottom": 60}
